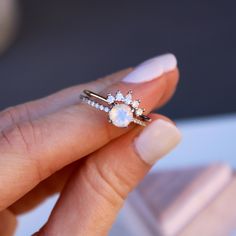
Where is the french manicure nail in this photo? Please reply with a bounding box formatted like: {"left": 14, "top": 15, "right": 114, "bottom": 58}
{"left": 134, "top": 119, "right": 181, "bottom": 165}
{"left": 122, "top": 53, "right": 177, "bottom": 83}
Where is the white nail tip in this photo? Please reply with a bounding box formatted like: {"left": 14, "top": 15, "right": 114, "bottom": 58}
{"left": 122, "top": 53, "right": 177, "bottom": 83}
{"left": 134, "top": 119, "right": 181, "bottom": 165}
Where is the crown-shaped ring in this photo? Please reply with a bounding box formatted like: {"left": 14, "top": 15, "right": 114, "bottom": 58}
{"left": 80, "top": 89, "right": 151, "bottom": 127}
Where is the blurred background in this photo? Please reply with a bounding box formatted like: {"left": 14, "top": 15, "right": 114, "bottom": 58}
{"left": 1, "top": 0, "right": 235, "bottom": 118}
{"left": 0, "top": 0, "right": 235, "bottom": 235}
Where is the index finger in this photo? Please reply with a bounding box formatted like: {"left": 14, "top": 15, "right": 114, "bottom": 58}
{"left": 0, "top": 54, "right": 178, "bottom": 210}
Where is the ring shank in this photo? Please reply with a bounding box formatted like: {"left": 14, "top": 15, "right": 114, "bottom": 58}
{"left": 84, "top": 90, "right": 107, "bottom": 103}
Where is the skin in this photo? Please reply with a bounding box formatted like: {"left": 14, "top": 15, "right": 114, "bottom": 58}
{"left": 0, "top": 67, "right": 179, "bottom": 235}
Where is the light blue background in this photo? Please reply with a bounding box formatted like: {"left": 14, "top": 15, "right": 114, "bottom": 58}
{"left": 16, "top": 113, "right": 236, "bottom": 235}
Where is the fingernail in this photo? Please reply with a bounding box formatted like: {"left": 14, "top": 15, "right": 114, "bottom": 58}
{"left": 134, "top": 119, "right": 181, "bottom": 165}
{"left": 122, "top": 53, "right": 177, "bottom": 83}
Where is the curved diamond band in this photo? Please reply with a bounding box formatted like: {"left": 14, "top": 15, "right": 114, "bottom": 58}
{"left": 80, "top": 90, "right": 151, "bottom": 128}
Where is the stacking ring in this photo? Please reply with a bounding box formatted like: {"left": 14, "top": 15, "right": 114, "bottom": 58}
{"left": 80, "top": 89, "right": 151, "bottom": 127}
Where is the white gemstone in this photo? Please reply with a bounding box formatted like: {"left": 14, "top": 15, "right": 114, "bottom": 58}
{"left": 99, "top": 105, "right": 104, "bottom": 110}
{"left": 91, "top": 101, "right": 95, "bottom": 106}
{"left": 132, "top": 100, "right": 140, "bottom": 108}
{"left": 107, "top": 94, "right": 115, "bottom": 104}
{"left": 109, "top": 104, "right": 133, "bottom": 127}
{"left": 104, "top": 107, "right": 110, "bottom": 112}
{"left": 135, "top": 108, "right": 143, "bottom": 116}
{"left": 95, "top": 103, "right": 100, "bottom": 109}
{"left": 115, "top": 91, "right": 124, "bottom": 101}
{"left": 124, "top": 93, "right": 132, "bottom": 104}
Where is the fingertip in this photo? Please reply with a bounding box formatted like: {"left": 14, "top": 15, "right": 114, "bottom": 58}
{"left": 134, "top": 118, "right": 181, "bottom": 165}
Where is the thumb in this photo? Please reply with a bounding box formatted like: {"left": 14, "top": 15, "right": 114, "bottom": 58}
{"left": 38, "top": 116, "right": 181, "bottom": 236}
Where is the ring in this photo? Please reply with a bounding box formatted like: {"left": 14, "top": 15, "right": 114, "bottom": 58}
{"left": 80, "top": 89, "right": 151, "bottom": 127}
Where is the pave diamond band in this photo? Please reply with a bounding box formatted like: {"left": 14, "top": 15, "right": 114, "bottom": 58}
{"left": 80, "top": 89, "right": 151, "bottom": 128}
{"left": 81, "top": 96, "right": 110, "bottom": 113}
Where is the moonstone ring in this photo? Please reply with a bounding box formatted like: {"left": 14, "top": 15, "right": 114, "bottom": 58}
{"left": 80, "top": 90, "right": 151, "bottom": 127}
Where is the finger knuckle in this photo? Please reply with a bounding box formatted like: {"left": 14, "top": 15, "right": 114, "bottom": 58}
{"left": 0, "top": 121, "right": 46, "bottom": 180}
{"left": 0, "top": 122, "right": 34, "bottom": 154}
{"left": 0, "top": 105, "right": 29, "bottom": 128}
{"left": 0, "top": 107, "right": 47, "bottom": 183}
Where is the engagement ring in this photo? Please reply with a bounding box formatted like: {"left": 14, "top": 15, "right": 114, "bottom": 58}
{"left": 80, "top": 90, "right": 151, "bottom": 128}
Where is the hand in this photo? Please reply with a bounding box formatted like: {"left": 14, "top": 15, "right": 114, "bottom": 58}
{"left": 0, "top": 54, "right": 181, "bottom": 236}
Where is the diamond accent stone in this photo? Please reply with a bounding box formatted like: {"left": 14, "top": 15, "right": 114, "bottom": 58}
{"left": 135, "top": 108, "right": 143, "bottom": 116}
{"left": 115, "top": 91, "right": 124, "bottom": 101}
{"left": 124, "top": 93, "right": 132, "bottom": 105}
{"left": 107, "top": 94, "right": 115, "bottom": 104}
{"left": 99, "top": 105, "right": 104, "bottom": 110}
{"left": 104, "top": 107, "right": 110, "bottom": 112}
{"left": 132, "top": 100, "right": 140, "bottom": 108}
{"left": 109, "top": 104, "right": 133, "bottom": 127}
